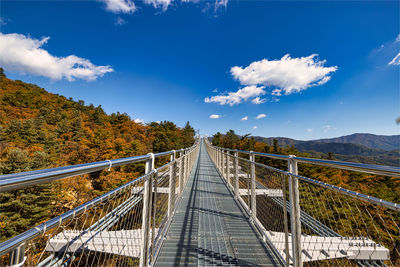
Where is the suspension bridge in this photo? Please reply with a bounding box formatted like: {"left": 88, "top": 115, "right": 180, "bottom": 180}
{"left": 0, "top": 138, "right": 399, "bottom": 267}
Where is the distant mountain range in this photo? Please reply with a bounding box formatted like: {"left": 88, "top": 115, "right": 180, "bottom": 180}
{"left": 251, "top": 133, "right": 400, "bottom": 166}
{"left": 253, "top": 133, "right": 399, "bottom": 151}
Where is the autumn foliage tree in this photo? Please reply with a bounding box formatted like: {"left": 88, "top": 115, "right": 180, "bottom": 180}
{"left": 0, "top": 70, "right": 196, "bottom": 241}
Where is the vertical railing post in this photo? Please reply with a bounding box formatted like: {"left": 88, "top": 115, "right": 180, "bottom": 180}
{"left": 225, "top": 150, "right": 229, "bottom": 181}
{"left": 219, "top": 148, "right": 221, "bottom": 170}
{"left": 179, "top": 151, "right": 184, "bottom": 193}
{"left": 282, "top": 173, "right": 290, "bottom": 267}
{"left": 140, "top": 153, "right": 155, "bottom": 267}
{"left": 185, "top": 149, "right": 189, "bottom": 182}
{"left": 220, "top": 148, "right": 223, "bottom": 172}
{"left": 288, "top": 155, "right": 302, "bottom": 267}
{"left": 250, "top": 151, "right": 256, "bottom": 220}
{"left": 183, "top": 150, "right": 186, "bottom": 182}
{"left": 168, "top": 150, "right": 176, "bottom": 218}
{"left": 151, "top": 170, "right": 158, "bottom": 260}
{"left": 234, "top": 150, "right": 239, "bottom": 198}
{"left": 216, "top": 148, "right": 218, "bottom": 169}
{"left": 8, "top": 243, "right": 26, "bottom": 266}
{"left": 250, "top": 151, "right": 257, "bottom": 220}
{"left": 216, "top": 148, "right": 219, "bottom": 168}
{"left": 223, "top": 150, "right": 227, "bottom": 178}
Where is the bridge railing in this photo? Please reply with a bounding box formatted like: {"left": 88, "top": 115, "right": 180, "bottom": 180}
{"left": 205, "top": 139, "right": 400, "bottom": 267}
{"left": 0, "top": 139, "right": 200, "bottom": 267}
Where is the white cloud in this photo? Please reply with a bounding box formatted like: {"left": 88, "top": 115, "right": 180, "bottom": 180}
{"left": 389, "top": 52, "right": 400, "bottom": 65}
{"left": 144, "top": 0, "right": 172, "bottom": 11}
{"left": 214, "top": 0, "right": 228, "bottom": 11}
{"left": 231, "top": 54, "right": 337, "bottom": 95}
{"left": 199, "top": 0, "right": 229, "bottom": 16}
{"left": 134, "top": 118, "right": 144, "bottom": 123}
{"left": 100, "top": 0, "right": 136, "bottom": 14}
{"left": 252, "top": 126, "right": 258, "bottom": 130}
{"left": 212, "top": 88, "right": 218, "bottom": 93}
{"left": 0, "top": 33, "right": 113, "bottom": 81}
{"left": 307, "top": 128, "right": 313, "bottom": 132}
{"left": 271, "top": 89, "right": 282, "bottom": 96}
{"left": 241, "top": 116, "right": 248, "bottom": 121}
{"left": 204, "top": 85, "right": 266, "bottom": 106}
{"left": 255, "top": 113, "right": 267, "bottom": 119}
{"left": 115, "top": 17, "right": 127, "bottom": 25}
{"left": 323, "top": 125, "right": 331, "bottom": 133}
{"left": 252, "top": 97, "right": 266, "bottom": 104}
{"left": 396, "top": 34, "right": 400, "bottom": 43}
{"left": 209, "top": 114, "right": 221, "bottom": 119}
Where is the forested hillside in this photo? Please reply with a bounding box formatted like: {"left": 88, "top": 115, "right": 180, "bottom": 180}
{"left": 313, "top": 133, "right": 399, "bottom": 151}
{"left": 253, "top": 133, "right": 400, "bottom": 151}
{"left": 0, "top": 69, "right": 196, "bottom": 241}
{"left": 211, "top": 130, "right": 400, "bottom": 203}
{"left": 252, "top": 135, "right": 400, "bottom": 166}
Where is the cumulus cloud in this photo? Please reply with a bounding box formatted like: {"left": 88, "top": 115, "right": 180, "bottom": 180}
{"left": 144, "top": 0, "right": 172, "bottom": 11}
{"left": 134, "top": 118, "right": 144, "bottom": 123}
{"left": 100, "top": 0, "right": 136, "bottom": 14}
{"left": 0, "top": 33, "right": 113, "bottom": 81}
{"left": 256, "top": 113, "right": 267, "bottom": 119}
{"left": 209, "top": 114, "right": 221, "bottom": 119}
{"left": 204, "top": 85, "right": 266, "bottom": 106}
{"left": 241, "top": 116, "right": 248, "bottom": 121}
{"left": 252, "top": 126, "right": 258, "bottom": 130}
{"left": 231, "top": 54, "right": 337, "bottom": 95}
{"left": 307, "top": 128, "right": 313, "bottom": 132}
{"left": 252, "top": 97, "right": 266, "bottom": 104}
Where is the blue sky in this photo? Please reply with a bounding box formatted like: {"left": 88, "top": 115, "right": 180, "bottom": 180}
{"left": 0, "top": 0, "right": 399, "bottom": 140}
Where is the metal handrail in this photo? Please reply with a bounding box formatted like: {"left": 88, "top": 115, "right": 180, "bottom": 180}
{"left": 0, "top": 145, "right": 196, "bottom": 193}
{"left": 0, "top": 139, "right": 200, "bottom": 258}
{"left": 207, "top": 142, "right": 400, "bottom": 177}
{"left": 205, "top": 140, "right": 400, "bottom": 212}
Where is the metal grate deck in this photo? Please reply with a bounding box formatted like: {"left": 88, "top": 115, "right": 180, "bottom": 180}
{"left": 154, "top": 142, "right": 280, "bottom": 266}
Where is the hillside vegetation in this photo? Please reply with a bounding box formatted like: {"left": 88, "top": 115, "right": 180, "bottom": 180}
{"left": 252, "top": 134, "right": 400, "bottom": 166}
{"left": 0, "top": 69, "right": 196, "bottom": 241}
{"left": 212, "top": 130, "right": 400, "bottom": 203}
{"left": 313, "top": 133, "right": 399, "bottom": 151}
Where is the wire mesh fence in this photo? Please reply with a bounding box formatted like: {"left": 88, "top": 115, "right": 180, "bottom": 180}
{"left": 296, "top": 175, "right": 399, "bottom": 266}
{"left": 205, "top": 140, "right": 400, "bottom": 267}
{"left": 18, "top": 173, "right": 147, "bottom": 267}
{"left": 0, "top": 141, "right": 200, "bottom": 267}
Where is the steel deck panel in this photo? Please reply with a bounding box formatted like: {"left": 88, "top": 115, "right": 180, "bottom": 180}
{"left": 154, "top": 142, "right": 280, "bottom": 267}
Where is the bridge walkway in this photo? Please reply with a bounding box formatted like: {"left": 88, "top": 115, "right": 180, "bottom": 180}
{"left": 154, "top": 141, "right": 280, "bottom": 266}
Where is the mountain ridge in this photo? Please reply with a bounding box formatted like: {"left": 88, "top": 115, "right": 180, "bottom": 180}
{"left": 252, "top": 133, "right": 399, "bottom": 151}
{"left": 249, "top": 134, "right": 399, "bottom": 166}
